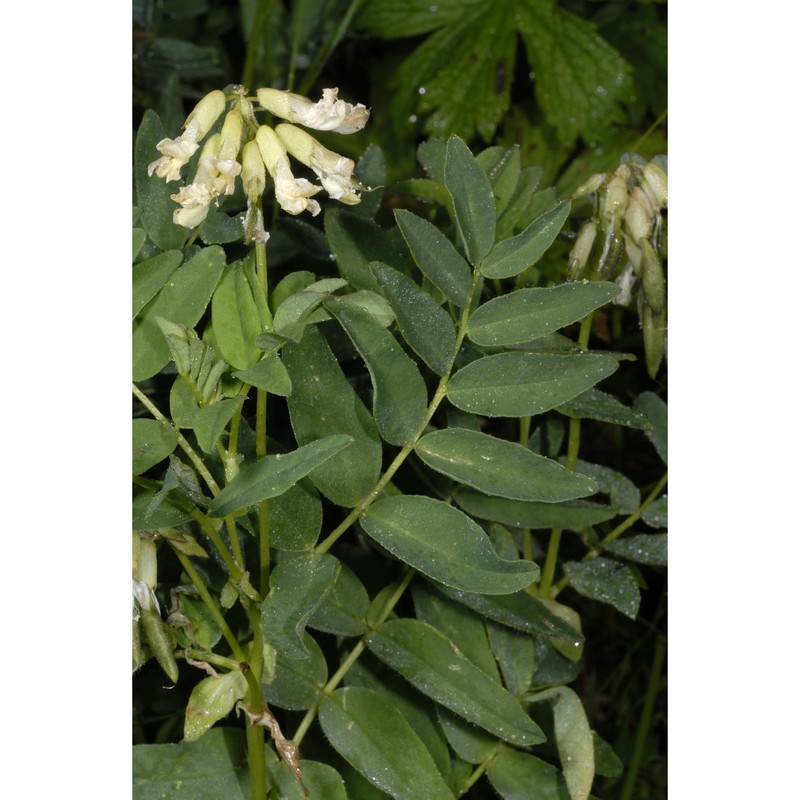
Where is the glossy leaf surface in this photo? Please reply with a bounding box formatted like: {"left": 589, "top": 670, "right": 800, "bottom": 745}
{"left": 368, "top": 618, "right": 544, "bottom": 745}
{"left": 209, "top": 435, "right": 353, "bottom": 517}
{"left": 361, "top": 495, "right": 539, "bottom": 594}
{"left": 447, "top": 353, "right": 619, "bottom": 417}
{"left": 319, "top": 686, "right": 454, "bottom": 800}
{"left": 415, "top": 428, "right": 597, "bottom": 502}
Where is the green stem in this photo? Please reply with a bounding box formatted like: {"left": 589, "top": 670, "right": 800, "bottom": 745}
{"left": 619, "top": 635, "right": 666, "bottom": 800}
{"left": 172, "top": 549, "right": 246, "bottom": 662}
{"left": 458, "top": 743, "right": 503, "bottom": 797}
{"left": 316, "top": 271, "right": 482, "bottom": 555}
{"left": 292, "top": 568, "right": 416, "bottom": 746}
{"left": 241, "top": 0, "right": 271, "bottom": 91}
{"left": 629, "top": 108, "right": 668, "bottom": 155}
{"left": 132, "top": 383, "right": 220, "bottom": 496}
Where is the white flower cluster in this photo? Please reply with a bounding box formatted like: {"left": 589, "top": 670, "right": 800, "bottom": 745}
{"left": 147, "top": 86, "right": 370, "bottom": 240}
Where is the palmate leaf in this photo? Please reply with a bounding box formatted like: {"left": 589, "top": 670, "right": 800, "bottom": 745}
{"left": 357, "top": 0, "right": 632, "bottom": 146}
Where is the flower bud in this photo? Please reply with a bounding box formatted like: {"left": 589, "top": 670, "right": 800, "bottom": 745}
{"left": 257, "top": 87, "right": 369, "bottom": 134}
{"left": 241, "top": 140, "right": 266, "bottom": 200}
{"left": 568, "top": 221, "right": 597, "bottom": 280}
{"left": 643, "top": 162, "right": 668, "bottom": 210}
{"left": 140, "top": 606, "right": 179, "bottom": 684}
{"left": 614, "top": 262, "right": 637, "bottom": 306}
{"left": 640, "top": 238, "right": 665, "bottom": 314}
{"left": 602, "top": 175, "right": 629, "bottom": 224}
{"left": 185, "top": 90, "right": 227, "bottom": 143}
{"left": 624, "top": 187, "right": 654, "bottom": 243}
{"left": 275, "top": 123, "right": 363, "bottom": 204}
{"left": 210, "top": 109, "right": 244, "bottom": 196}
{"left": 184, "top": 670, "right": 248, "bottom": 742}
{"left": 571, "top": 173, "right": 606, "bottom": 201}
{"left": 642, "top": 305, "right": 666, "bottom": 379}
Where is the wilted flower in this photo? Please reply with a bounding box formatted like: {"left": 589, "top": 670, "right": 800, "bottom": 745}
{"left": 275, "top": 123, "right": 363, "bottom": 205}
{"left": 148, "top": 90, "right": 226, "bottom": 182}
{"left": 257, "top": 87, "right": 369, "bottom": 134}
{"left": 255, "top": 125, "right": 322, "bottom": 216}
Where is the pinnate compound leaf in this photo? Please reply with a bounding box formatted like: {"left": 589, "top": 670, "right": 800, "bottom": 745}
{"left": 183, "top": 670, "right": 248, "bottom": 743}
{"left": 133, "top": 246, "right": 226, "bottom": 381}
{"left": 319, "top": 686, "right": 454, "bottom": 800}
{"left": 133, "top": 728, "right": 248, "bottom": 800}
{"left": 209, "top": 435, "right": 353, "bottom": 517}
{"left": 481, "top": 201, "right": 570, "bottom": 280}
{"left": 394, "top": 209, "right": 473, "bottom": 306}
{"left": 132, "top": 419, "right": 178, "bottom": 476}
{"left": 529, "top": 686, "right": 594, "bottom": 800}
{"left": 467, "top": 282, "right": 620, "bottom": 346}
{"left": 415, "top": 428, "right": 597, "bottom": 502}
{"left": 563, "top": 558, "right": 640, "bottom": 619}
{"left": 283, "top": 327, "right": 382, "bottom": 507}
{"left": 361, "top": 495, "right": 538, "bottom": 594}
{"left": 325, "top": 297, "right": 428, "bottom": 446}
{"left": 367, "top": 619, "right": 544, "bottom": 746}
{"left": 447, "top": 353, "right": 619, "bottom": 417}
{"left": 445, "top": 135, "right": 496, "bottom": 265}
{"left": 371, "top": 262, "right": 456, "bottom": 376}
{"left": 260, "top": 553, "right": 340, "bottom": 659}
{"left": 487, "top": 749, "right": 570, "bottom": 800}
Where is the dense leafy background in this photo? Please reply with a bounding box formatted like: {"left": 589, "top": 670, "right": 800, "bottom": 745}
{"left": 133, "top": 1, "right": 666, "bottom": 798}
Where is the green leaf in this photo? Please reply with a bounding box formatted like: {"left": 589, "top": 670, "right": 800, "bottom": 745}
{"left": 211, "top": 260, "right": 265, "bottom": 370}
{"left": 326, "top": 209, "right": 411, "bottom": 292}
{"left": 319, "top": 686, "right": 454, "bottom": 800}
{"left": 209, "top": 435, "right": 353, "bottom": 517}
{"left": 183, "top": 670, "right": 248, "bottom": 743}
{"left": 455, "top": 490, "right": 617, "bottom": 530}
{"left": 487, "top": 621, "right": 536, "bottom": 698}
{"left": 308, "top": 562, "right": 370, "bottom": 636}
{"left": 593, "top": 732, "right": 624, "bottom": 778}
{"left": 132, "top": 228, "right": 147, "bottom": 261}
{"left": 415, "top": 428, "right": 597, "bottom": 502}
{"left": 263, "top": 632, "right": 328, "bottom": 710}
{"left": 192, "top": 397, "right": 245, "bottom": 454}
{"left": 606, "top": 533, "right": 667, "bottom": 567}
{"left": 517, "top": 2, "right": 633, "bottom": 147}
{"left": 133, "top": 110, "right": 188, "bottom": 251}
{"left": 496, "top": 165, "right": 543, "bottom": 239}
{"left": 371, "top": 262, "right": 456, "bottom": 375}
{"left": 634, "top": 391, "right": 667, "bottom": 464}
{"left": 352, "top": 144, "right": 387, "bottom": 220}
{"left": 269, "top": 760, "right": 348, "bottom": 800}
{"left": 233, "top": 355, "right": 292, "bottom": 396}
{"left": 478, "top": 145, "right": 522, "bottom": 217}
{"left": 487, "top": 749, "right": 570, "bottom": 800}
{"left": 563, "top": 558, "right": 641, "bottom": 619}
{"left": 325, "top": 297, "right": 428, "bottom": 446}
{"left": 529, "top": 686, "right": 594, "bottom": 800}
{"left": 270, "top": 480, "right": 323, "bottom": 552}
{"left": 559, "top": 387, "right": 651, "bottom": 430}
{"left": 283, "top": 327, "right": 382, "bottom": 507}
{"left": 481, "top": 201, "right": 570, "bottom": 279}
{"left": 261, "top": 553, "right": 340, "bottom": 659}
{"left": 198, "top": 209, "right": 245, "bottom": 244}
{"left": 132, "top": 246, "right": 226, "bottom": 381}
{"left": 133, "top": 728, "right": 248, "bottom": 800}
{"left": 467, "top": 282, "right": 619, "bottom": 346}
{"left": 361, "top": 495, "right": 539, "bottom": 594}
{"left": 394, "top": 209, "right": 473, "bottom": 306}
{"left": 642, "top": 495, "right": 667, "bottom": 529}
{"left": 357, "top": 0, "right": 483, "bottom": 38}
{"left": 435, "top": 583, "right": 582, "bottom": 643}
{"left": 437, "top": 708, "right": 498, "bottom": 764}
{"left": 368, "top": 618, "right": 543, "bottom": 746}
{"left": 571, "top": 460, "right": 640, "bottom": 514}
{"left": 412, "top": 584, "right": 501, "bottom": 681}
{"left": 447, "top": 352, "right": 619, "bottom": 417}
{"left": 133, "top": 419, "right": 178, "bottom": 476}
{"left": 133, "top": 251, "right": 182, "bottom": 320}
{"left": 444, "top": 135, "right": 496, "bottom": 265}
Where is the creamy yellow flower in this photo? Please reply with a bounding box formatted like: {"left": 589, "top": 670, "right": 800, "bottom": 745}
{"left": 274, "top": 123, "right": 363, "bottom": 205}
{"left": 255, "top": 125, "right": 322, "bottom": 216}
{"left": 257, "top": 87, "right": 369, "bottom": 134}
{"left": 147, "top": 90, "right": 226, "bottom": 182}
{"left": 169, "top": 134, "right": 221, "bottom": 229}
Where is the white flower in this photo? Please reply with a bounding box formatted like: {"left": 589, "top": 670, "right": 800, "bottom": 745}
{"left": 255, "top": 125, "right": 322, "bottom": 216}
{"left": 169, "top": 134, "right": 221, "bottom": 229}
{"left": 257, "top": 87, "right": 369, "bottom": 134}
{"left": 208, "top": 109, "right": 244, "bottom": 196}
{"left": 614, "top": 262, "right": 637, "bottom": 306}
{"left": 275, "top": 123, "right": 364, "bottom": 205}
{"left": 147, "top": 89, "right": 226, "bottom": 182}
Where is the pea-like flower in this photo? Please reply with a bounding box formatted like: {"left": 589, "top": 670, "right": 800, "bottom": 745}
{"left": 256, "top": 125, "right": 322, "bottom": 216}
{"left": 169, "top": 134, "right": 221, "bottom": 229}
{"left": 147, "top": 90, "right": 226, "bottom": 182}
{"left": 257, "top": 87, "right": 369, "bottom": 134}
{"left": 275, "top": 123, "right": 363, "bottom": 205}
